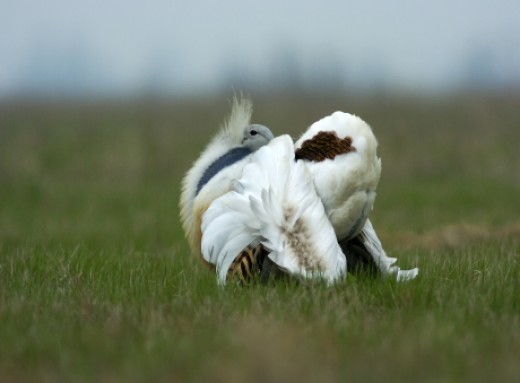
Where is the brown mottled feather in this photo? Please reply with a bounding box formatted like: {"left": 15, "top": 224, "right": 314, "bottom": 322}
{"left": 295, "top": 131, "right": 356, "bottom": 162}
{"left": 227, "top": 244, "right": 268, "bottom": 285}
{"left": 227, "top": 244, "right": 289, "bottom": 285}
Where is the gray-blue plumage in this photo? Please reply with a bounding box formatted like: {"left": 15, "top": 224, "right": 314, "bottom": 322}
{"left": 196, "top": 146, "right": 252, "bottom": 195}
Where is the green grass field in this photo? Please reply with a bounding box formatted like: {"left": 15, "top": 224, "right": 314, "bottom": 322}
{"left": 1, "top": 94, "right": 519, "bottom": 382}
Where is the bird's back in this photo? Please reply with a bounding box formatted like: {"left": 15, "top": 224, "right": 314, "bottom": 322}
{"left": 295, "top": 112, "right": 382, "bottom": 241}
{"left": 180, "top": 97, "right": 254, "bottom": 258}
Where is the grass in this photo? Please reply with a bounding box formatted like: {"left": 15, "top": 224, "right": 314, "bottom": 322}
{"left": 1, "top": 93, "right": 520, "bottom": 382}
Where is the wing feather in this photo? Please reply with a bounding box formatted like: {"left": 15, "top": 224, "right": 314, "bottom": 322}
{"left": 201, "top": 135, "right": 346, "bottom": 284}
{"left": 359, "top": 219, "right": 419, "bottom": 281}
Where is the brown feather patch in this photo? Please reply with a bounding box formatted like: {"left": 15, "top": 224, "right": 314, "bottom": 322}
{"left": 227, "top": 244, "right": 268, "bottom": 285}
{"left": 227, "top": 244, "right": 289, "bottom": 286}
{"left": 295, "top": 131, "right": 356, "bottom": 162}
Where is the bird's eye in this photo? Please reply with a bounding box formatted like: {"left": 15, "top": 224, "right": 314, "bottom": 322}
{"left": 250, "top": 130, "right": 258, "bottom": 136}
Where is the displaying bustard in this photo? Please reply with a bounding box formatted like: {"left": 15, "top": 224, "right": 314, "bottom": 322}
{"left": 181, "top": 98, "right": 419, "bottom": 283}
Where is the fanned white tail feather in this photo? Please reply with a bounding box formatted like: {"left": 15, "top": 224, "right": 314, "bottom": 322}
{"left": 202, "top": 135, "right": 346, "bottom": 284}
{"left": 359, "top": 219, "right": 419, "bottom": 281}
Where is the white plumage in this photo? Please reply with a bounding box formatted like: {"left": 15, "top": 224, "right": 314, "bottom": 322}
{"left": 202, "top": 135, "right": 346, "bottom": 283}
{"left": 295, "top": 111, "right": 382, "bottom": 241}
{"left": 179, "top": 97, "right": 274, "bottom": 262}
{"left": 357, "top": 219, "right": 419, "bottom": 281}
{"left": 181, "top": 99, "right": 419, "bottom": 284}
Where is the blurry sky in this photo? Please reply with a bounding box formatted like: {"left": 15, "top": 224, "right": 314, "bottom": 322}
{"left": 1, "top": 0, "right": 519, "bottom": 98}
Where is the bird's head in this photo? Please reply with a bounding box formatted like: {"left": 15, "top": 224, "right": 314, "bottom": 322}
{"left": 242, "top": 124, "right": 274, "bottom": 151}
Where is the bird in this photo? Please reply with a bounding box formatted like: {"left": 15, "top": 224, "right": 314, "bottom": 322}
{"left": 201, "top": 134, "right": 347, "bottom": 283}
{"left": 200, "top": 110, "right": 419, "bottom": 284}
{"left": 179, "top": 96, "right": 275, "bottom": 264}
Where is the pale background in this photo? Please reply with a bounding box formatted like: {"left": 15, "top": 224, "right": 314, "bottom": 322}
{"left": 1, "top": 0, "right": 519, "bottom": 98}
